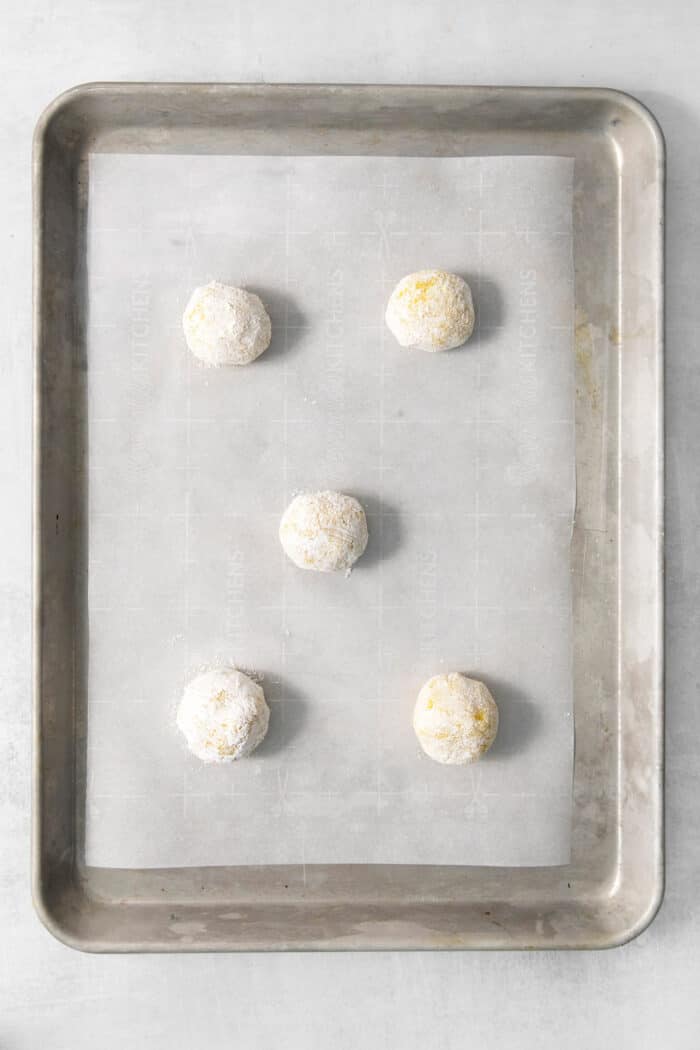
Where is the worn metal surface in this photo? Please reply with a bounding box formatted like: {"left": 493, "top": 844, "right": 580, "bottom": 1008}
{"left": 33, "top": 83, "right": 664, "bottom": 951}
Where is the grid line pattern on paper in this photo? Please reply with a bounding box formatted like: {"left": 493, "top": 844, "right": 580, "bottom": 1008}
{"left": 84, "top": 153, "right": 576, "bottom": 869}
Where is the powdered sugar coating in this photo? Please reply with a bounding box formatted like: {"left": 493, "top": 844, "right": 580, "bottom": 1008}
{"left": 279, "top": 491, "right": 368, "bottom": 573}
{"left": 182, "top": 280, "right": 272, "bottom": 365}
{"left": 385, "top": 269, "right": 475, "bottom": 352}
{"left": 177, "top": 668, "right": 270, "bottom": 763}
{"left": 413, "top": 672, "right": 498, "bottom": 764}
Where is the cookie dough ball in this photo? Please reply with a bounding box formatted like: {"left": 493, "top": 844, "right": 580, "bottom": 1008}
{"left": 177, "top": 668, "right": 270, "bottom": 763}
{"left": 279, "top": 491, "right": 368, "bottom": 573}
{"left": 385, "top": 269, "right": 475, "bottom": 352}
{"left": 182, "top": 280, "right": 272, "bottom": 365}
{"left": 413, "top": 672, "right": 498, "bottom": 764}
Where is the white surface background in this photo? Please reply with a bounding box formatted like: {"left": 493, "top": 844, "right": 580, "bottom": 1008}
{"left": 1, "top": 1, "right": 696, "bottom": 1046}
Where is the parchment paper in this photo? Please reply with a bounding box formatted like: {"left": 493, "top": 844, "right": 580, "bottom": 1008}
{"left": 84, "top": 153, "right": 575, "bottom": 867}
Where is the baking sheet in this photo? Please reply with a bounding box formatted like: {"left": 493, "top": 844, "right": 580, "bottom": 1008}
{"left": 84, "top": 153, "right": 575, "bottom": 868}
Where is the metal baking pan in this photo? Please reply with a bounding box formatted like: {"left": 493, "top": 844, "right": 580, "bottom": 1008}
{"left": 33, "top": 83, "right": 664, "bottom": 951}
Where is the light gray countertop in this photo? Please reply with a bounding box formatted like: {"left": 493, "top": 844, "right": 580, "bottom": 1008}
{"left": 2, "top": 1, "right": 696, "bottom": 1045}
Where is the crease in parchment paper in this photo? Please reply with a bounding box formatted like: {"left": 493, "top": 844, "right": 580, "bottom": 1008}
{"left": 84, "top": 153, "right": 575, "bottom": 868}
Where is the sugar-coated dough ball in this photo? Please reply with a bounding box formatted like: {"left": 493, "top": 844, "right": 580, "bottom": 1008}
{"left": 177, "top": 668, "right": 270, "bottom": 763}
{"left": 413, "top": 672, "right": 498, "bottom": 764}
{"left": 279, "top": 491, "right": 368, "bottom": 573}
{"left": 385, "top": 269, "right": 475, "bottom": 352}
{"left": 182, "top": 280, "right": 272, "bottom": 365}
